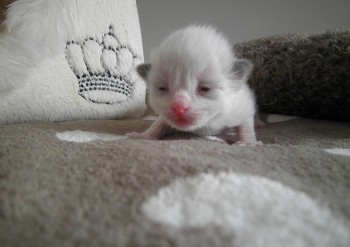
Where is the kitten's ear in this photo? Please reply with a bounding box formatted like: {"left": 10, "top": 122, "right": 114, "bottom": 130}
{"left": 137, "top": 63, "right": 152, "bottom": 81}
{"left": 232, "top": 59, "right": 253, "bottom": 82}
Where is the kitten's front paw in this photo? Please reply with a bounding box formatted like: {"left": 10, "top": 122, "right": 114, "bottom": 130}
{"left": 125, "top": 132, "right": 151, "bottom": 140}
{"left": 234, "top": 140, "right": 263, "bottom": 147}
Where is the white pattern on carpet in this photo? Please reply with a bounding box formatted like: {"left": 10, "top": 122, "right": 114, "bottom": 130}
{"left": 56, "top": 130, "right": 127, "bottom": 142}
{"left": 142, "top": 172, "right": 349, "bottom": 247}
{"left": 142, "top": 116, "right": 158, "bottom": 121}
{"left": 266, "top": 114, "right": 300, "bottom": 123}
{"left": 324, "top": 148, "right": 350, "bottom": 157}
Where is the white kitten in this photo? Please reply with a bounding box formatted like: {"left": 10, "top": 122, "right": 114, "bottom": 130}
{"left": 127, "top": 25, "right": 262, "bottom": 146}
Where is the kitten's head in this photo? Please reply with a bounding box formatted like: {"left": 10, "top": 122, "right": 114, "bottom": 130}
{"left": 138, "top": 26, "right": 252, "bottom": 131}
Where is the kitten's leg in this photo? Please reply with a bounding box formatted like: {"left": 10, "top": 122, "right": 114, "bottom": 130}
{"left": 235, "top": 116, "right": 263, "bottom": 146}
{"left": 126, "top": 118, "right": 170, "bottom": 140}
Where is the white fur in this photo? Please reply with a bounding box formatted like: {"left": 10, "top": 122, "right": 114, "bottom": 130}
{"left": 0, "top": 0, "right": 146, "bottom": 124}
{"left": 128, "top": 25, "right": 260, "bottom": 145}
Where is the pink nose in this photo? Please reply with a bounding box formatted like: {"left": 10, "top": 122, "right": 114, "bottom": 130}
{"left": 172, "top": 102, "right": 189, "bottom": 116}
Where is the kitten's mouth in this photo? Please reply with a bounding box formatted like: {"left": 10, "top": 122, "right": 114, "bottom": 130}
{"left": 174, "top": 117, "right": 194, "bottom": 128}
{"left": 166, "top": 115, "right": 196, "bottom": 130}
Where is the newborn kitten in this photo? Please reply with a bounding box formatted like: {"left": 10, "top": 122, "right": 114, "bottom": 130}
{"left": 127, "top": 25, "right": 262, "bottom": 146}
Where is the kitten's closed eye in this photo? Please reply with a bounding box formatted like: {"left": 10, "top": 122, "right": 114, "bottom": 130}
{"left": 155, "top": 83, "right": 168, "bottom": 93}
{"left": 199, "top": 86, "right": 210, "bottom": 92}
{"left": 198, "top": 83, "right": 223, "bottom": 100}
{"left": 158, "top": 86, "right": 167, "bottom": 92}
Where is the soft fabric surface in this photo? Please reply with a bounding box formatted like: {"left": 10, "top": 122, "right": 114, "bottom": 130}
{"left": 235, "top": 28, "right": 350, "bottom": 121}
{"left": 0, "top": 0, "right": 146, "bottom": 124}
{"left": 1, "top": 116, "right": 349, "bottom": 246}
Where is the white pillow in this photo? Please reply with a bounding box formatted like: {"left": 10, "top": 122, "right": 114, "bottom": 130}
{"left": 0, "top": 0, "right": 146, "bottom": 124}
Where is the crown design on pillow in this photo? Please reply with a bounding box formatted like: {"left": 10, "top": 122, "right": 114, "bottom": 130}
{"left": 65, "top": 25, "right": 140, "bottom": 104}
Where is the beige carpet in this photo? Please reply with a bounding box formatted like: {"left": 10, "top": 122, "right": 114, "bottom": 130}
{"left": 1, "top": 115, "right": 350, "bottom": 246}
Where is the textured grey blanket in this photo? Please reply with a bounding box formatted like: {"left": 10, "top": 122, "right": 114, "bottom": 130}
{"left": 1, "top": 115, "right": 349, "bottom": 247}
